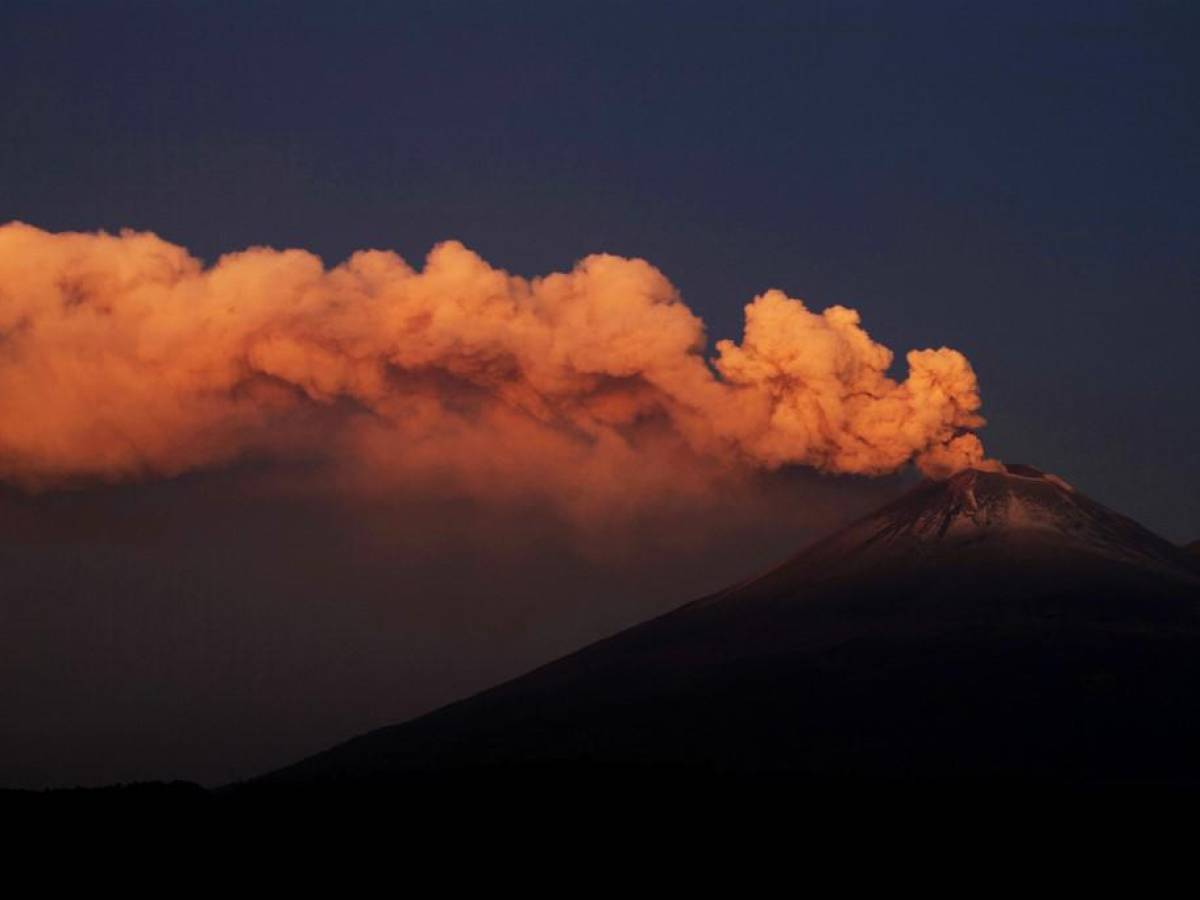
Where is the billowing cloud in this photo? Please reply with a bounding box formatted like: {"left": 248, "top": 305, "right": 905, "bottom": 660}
{"left": 0, "top": 222, "right": 992, "bottom": 518}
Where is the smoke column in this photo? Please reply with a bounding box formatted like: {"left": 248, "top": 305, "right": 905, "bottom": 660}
{"left": 0, "top": 222, "right": 991, "bottom": 518}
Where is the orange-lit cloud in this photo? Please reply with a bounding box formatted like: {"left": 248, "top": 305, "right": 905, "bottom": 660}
{"left": 0, "top": 222, "right": 992, "bottom": 516}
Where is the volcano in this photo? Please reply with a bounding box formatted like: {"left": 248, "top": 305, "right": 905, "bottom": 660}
{"left": 252, "top": 464, "right": 1200, "bottom": 790}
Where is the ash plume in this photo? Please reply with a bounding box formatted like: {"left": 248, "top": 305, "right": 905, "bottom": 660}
{"left": 0, "top": 222, "right": 991, "bottom": 519}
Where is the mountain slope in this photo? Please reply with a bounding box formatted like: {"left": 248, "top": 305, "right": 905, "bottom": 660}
{"left": 252, "top": 465, "right": 1200, "bottom": 788}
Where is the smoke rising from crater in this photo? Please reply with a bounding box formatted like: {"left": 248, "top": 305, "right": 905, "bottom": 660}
{"left": 0, "top": 222, "right": 990, "bottom": 518}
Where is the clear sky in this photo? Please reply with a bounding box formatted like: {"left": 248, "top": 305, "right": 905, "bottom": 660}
{"left": 3, "top": 0, "right": 1197, "bottom": 539}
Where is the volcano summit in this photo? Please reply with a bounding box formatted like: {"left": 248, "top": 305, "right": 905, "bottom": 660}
{"left": 253, "top": 464, "right": 1200, "bottom": 790}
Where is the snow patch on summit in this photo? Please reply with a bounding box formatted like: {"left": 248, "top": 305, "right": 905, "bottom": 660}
{"left": 796, "top": 462, "right": 1199, "bottom": 581}
{"left": 896, "top": 466, "right": 1081, "bottom": 539}
{"left": 836, "top": 468, "right": 1197, "bottom": 587}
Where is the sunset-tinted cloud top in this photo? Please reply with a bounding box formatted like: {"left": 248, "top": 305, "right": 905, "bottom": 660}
{"left": 0, "top": 222, "right": 991, "bottom": 516}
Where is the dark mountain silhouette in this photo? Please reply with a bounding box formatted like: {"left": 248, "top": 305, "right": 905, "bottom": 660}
{"left": 248, "top": 464, "right": 1200, "bottom": 791}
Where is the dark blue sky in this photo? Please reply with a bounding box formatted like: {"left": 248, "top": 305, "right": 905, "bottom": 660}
{"left": 3, "top": 0, "right": 1197, "bottom": 539}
